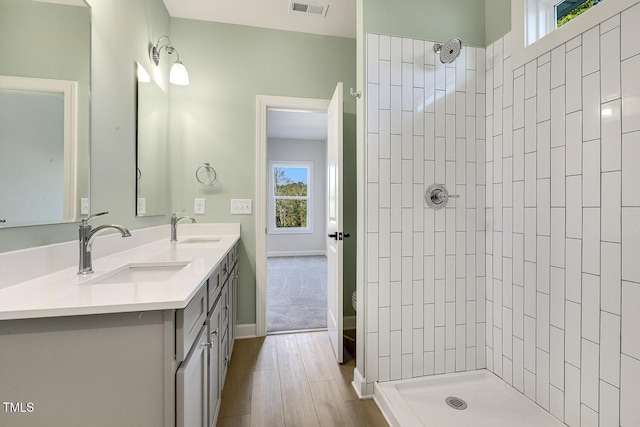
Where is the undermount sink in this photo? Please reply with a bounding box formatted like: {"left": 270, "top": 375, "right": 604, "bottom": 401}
{"left": 178, "top": 237, "right": 222, "bottom": 245}
{"left": 85, "top": 261, "right": 190, "bottom": 285}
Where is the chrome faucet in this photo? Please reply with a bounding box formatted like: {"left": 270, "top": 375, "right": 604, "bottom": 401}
{"left": 171, "top": 210, "right": 196, "bottom": 242}
{"left": 78, "top": 212, "right": 131, "bottom": 275}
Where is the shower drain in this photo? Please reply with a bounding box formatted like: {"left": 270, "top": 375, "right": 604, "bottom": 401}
{"left": 445, "top": 396, "right": 468, "bottom": 410}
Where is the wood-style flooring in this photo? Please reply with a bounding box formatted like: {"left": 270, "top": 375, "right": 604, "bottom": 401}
{"left": 216, "top": 331, "right": 389, "bottom": 427}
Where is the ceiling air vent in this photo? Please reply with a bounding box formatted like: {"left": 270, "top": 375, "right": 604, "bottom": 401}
{"left": 289, "top": 1, "right": 329, "bottom": 17}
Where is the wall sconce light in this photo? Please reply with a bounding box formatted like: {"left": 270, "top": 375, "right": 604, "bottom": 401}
{"left": 150, "top": 36, "right": 189, "bottom": 86}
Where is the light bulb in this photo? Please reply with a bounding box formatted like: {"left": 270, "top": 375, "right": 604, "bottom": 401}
{"left": 170, "top": 61, "right": 189, "bottom": 86}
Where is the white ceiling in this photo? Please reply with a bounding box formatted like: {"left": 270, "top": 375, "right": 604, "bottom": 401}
{"left": 267, "top": 109, "right": 327, "bottom": 141}
{"left": 163, "top": 0, "right": 356, "bottom": 39}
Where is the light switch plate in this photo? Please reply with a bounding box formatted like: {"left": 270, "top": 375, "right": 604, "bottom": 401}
{"left": 136, "top": 198, "right": 146, "bottom": 215}
{"left": 80, "top": 198, "right": 90, "bottom": 215}
{"left": 194, "top": 198, "right": 206, "bottom": 215}
{"left": 231, "top": 199, "right": 252, "bottom": 215}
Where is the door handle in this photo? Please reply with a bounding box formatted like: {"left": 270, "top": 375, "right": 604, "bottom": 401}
{"left": 329, "top": 232, "right": 350, "bottom": 240}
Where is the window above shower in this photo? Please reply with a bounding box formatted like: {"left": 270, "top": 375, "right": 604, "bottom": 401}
{"left": 511, "top": 0, "right": 636, "bottom": 67}
{"left": 557, "top": 0, "right": 604, "bottom": 27}
{"left": 524, "top": 0, "right": 605, "bottom": 47}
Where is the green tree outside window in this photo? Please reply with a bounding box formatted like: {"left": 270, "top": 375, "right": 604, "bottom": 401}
{"left": 557, "top": 0, "right": 604, "bottom": 28}
{"left": 273, "top": 165, "right": 310, "bottom": 229}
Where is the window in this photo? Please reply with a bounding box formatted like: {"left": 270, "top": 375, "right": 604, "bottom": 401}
{"left": 556, "top": 0, "right": 604, "bottom": 27}
{"left": 270, "top": 162, "right": 312, "bottom": 233}
{"left": 524, "top": 0, "right": 606, "bottom": 46}
{"left": 525, "top": 0, "right": 558, "bottom": 47}
{"left": 512, "top": 0, "right": 633, "bottom": 67}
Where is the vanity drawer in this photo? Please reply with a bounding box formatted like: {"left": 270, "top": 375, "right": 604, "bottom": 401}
{"left": 176, "top": 285, "right": 207, "bottom": 362}
{"left": 208, "top": 265, "right": 222, "bottom": 312}
{"left": 228, "top": 244, "right": 237, "bottom": 269}
{"left": 220, "top": 255, "right": 230, "bottom": 281}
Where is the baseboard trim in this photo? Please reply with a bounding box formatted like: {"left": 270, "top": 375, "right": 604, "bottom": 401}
{"left": 344, "top": 315, "right": 356, "bottom": 330}
{"left": 267, "top": 250, "right": 327, "bottom": 257}
{"left": 352, "top": 367, "right": 371, "bottom": 398}
{"left": 268, "top": 327, "right": 327, "bottom": 335}
{"left": 239, "top": 319, "right": 354, "bottom": 339}
{"left": 235, "top": 323, "right": 258, "bottom": 339}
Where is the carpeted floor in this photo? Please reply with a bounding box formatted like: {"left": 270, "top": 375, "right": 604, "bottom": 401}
{"left": 267, "top": 256, "right": 327, "bottom": 333}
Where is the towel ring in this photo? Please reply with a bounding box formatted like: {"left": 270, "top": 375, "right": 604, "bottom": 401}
{"left": 196, "top": 162, "right": 218, "bottom": 186}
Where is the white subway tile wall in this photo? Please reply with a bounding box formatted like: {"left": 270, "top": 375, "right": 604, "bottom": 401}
{"left": 486, "top": 2, "right": 640, "bottom": 425}
{"left": 364, "top": 1, "right": 639, "bottom": 419}
{"left": 364, "top": 33, "right": 486, "bottom": 395}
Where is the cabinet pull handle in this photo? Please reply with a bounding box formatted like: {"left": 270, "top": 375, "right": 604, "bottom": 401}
{"left": 203, "top": 341, "right": 213, "bottom": 348}
{"left": 211, "top": 328, "right": 218, "bottom": 336}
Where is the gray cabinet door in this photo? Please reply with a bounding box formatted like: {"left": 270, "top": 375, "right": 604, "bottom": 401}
{"left": 220, "top": 325, "right": 229, "bottom": 389}
{"left": 176, "top": 324, "right": 207, "bottom": 427}
{"left": 207, "top": 300, "right": 222, "bottom": 427}
{"left": 230, "top": 263, "right": 238, "bottom": 352}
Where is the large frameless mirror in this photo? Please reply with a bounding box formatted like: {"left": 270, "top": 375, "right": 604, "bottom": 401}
{"left": 135, "top": 63, "right": 168, "bottom": 217}
{"left": 0, "top": 0, "right": 90, "bottom": 228}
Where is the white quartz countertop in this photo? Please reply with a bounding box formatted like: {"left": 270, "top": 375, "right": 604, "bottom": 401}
{"left": 0, "top": 225, "right": 240, "bottom": 321}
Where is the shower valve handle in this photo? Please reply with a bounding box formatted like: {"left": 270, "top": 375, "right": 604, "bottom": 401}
{"left": 443, "top": 192, "right": 460, "bottom": 199}
{"left": 425, "top": 183, "right": 459, "bottom": 210}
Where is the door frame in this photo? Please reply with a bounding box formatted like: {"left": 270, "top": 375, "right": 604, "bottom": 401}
{"left": 255, "top": 94, "right": 330, "bottom": 337}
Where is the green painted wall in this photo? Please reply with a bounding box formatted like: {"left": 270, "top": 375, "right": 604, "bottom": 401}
{"left": 363, "top": 0, "right": 487, "bottom": 46}
{"left": 169, "top": 19, "right": 357, "bottom": 325}
{"left": 486, "top": 0, "right": 512, "bottom": 45}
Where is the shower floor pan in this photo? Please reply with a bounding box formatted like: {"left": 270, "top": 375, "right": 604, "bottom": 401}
{"left": 374, "top": 370, "right": 565, "bottom": 427}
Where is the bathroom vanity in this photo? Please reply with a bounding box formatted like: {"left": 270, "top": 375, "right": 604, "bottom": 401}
{"left": 0, "top": 224, "right": 239, "bottom": 427}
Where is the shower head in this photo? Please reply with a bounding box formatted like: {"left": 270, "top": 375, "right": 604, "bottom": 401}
{"left": 433, "top": 38, "right": 463, "bottom": 64}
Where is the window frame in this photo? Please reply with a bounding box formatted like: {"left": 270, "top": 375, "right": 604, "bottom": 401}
{"left": 525, "top": 0, "right": 558, "bottom": 47}
{"left": 511, "top": 0, "right": 637, "bottom": 68}
{"left": 269, "top": 161, "right": 313, "bottom": 234}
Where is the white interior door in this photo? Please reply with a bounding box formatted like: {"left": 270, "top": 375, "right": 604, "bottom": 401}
{"left": 327, "top": 82, "right": 344, "bottom": 363}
